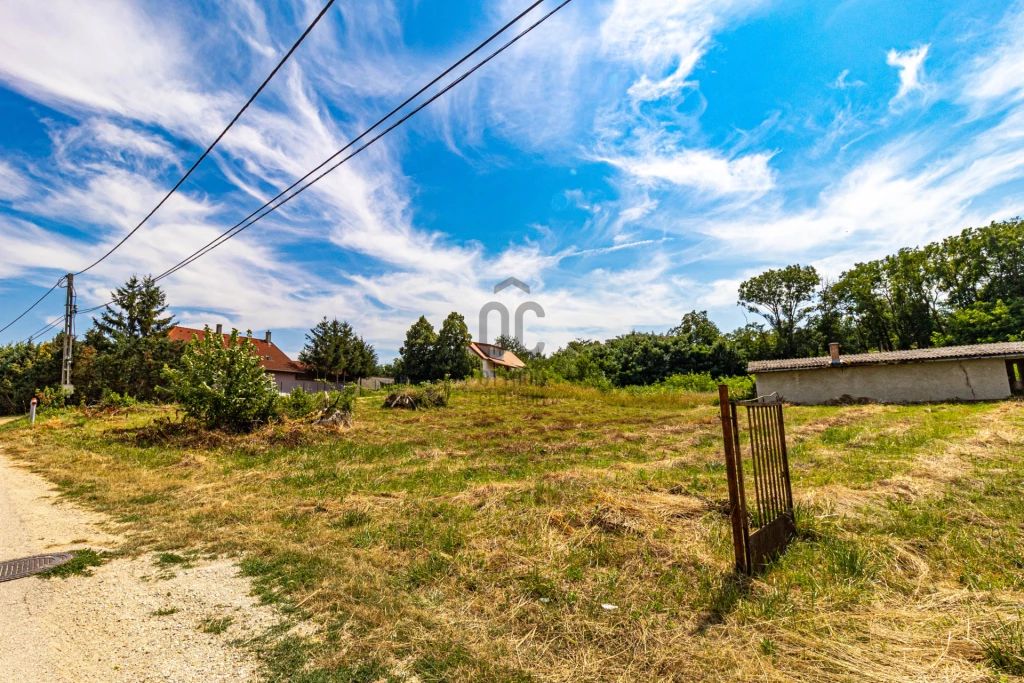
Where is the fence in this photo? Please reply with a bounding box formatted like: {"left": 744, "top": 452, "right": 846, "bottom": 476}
{"left": 718, "top": 384, "right": 796, "bottom": 574}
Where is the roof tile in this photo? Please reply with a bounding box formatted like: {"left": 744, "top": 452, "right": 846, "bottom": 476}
{"left": 169, "top": 326, "right": 304, "bottom": 374}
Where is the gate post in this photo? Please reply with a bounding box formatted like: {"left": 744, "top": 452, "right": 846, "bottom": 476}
{"left": 718, "top": 385, "right": 747, "bottom": 573}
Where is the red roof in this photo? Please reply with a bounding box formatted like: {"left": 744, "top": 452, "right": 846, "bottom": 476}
{"left": 169, "top": 326, "right": 304, "bottom": 375}
{"left": 468, "top": 341, "right": 526, "bottom": 369}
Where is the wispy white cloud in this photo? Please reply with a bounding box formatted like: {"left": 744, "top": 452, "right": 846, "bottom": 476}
{"left": 610, "top": 149, "right": 775, "bottom": 196}
{"left": 0, "top": 161, "right": 28, "bottom": 200}
{"left": 962, "top": 5, "right": 1024, "bottom": 103}
{"left": 830, "top": 69, "right": 865, "bottom": 90}
{"left": 886, "top": 45, "right": 931, "bottom": 109}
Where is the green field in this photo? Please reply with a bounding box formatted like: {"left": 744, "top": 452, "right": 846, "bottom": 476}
{"left": 1, "top": 386, "right": 1022, "bottom": 681}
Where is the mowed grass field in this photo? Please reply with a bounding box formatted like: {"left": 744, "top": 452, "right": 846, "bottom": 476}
{"left": 1, "top": 385, "right": 1023, "bottom": 682}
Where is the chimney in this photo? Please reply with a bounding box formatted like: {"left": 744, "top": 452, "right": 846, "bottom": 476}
{"left": 829, "top": 342, "right": 841, "bottom": 363}
{"left": 215, "top": 324, "right": 223, "bottom": 335}
{"left": 265, "top": 330, "right": 272, "bottom": 345}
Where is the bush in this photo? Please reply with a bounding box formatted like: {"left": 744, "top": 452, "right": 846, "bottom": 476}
{"left": 657, "top": 372, "right": 756, "bottom": 399}
{"left": 278, "top": 387, "right": 321, "bottom": 420}
{"left": 35, "top": 385, "right": 71, "bottom": 415}
{"left": 661, "top": 372, "right": 719, "bottom": 392}
{"left": 720, "top": 375, "right": 757, "bottom": 400}
{"left": 279, "top": 387, "right": 356, "bottom": 422}
{"left": 162, "top": 327, "right": 279, "bottom": 431}
{"left": 100, "top": 390, "right": 138, "bottom": 409}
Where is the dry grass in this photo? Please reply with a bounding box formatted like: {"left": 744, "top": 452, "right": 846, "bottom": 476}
{"left": 0, "top": 392, "right": 1022, "bottom": 682}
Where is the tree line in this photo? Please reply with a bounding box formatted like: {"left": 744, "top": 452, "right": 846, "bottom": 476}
{"left": 733, "top": 218, "right": 1024, "bottom": 359}
{"left": 0, "top": 275, "right": 385, "bottom": 415}
{"left": 3, "top": 218, "right": 1022, "bottom": 412}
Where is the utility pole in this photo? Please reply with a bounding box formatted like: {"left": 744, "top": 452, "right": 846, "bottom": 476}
{"left": 60, "top": 273, "right": 75, "bottom": 395}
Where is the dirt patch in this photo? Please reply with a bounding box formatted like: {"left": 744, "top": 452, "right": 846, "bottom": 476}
{"left": 0, "top": 449, "right": 282, "bottom": 682}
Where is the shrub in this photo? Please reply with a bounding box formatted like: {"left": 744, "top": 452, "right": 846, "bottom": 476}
{"left": 279, "top": 387, "right": 357, "bottom": 424}
{"left": 720, "top": 374, "right": 757, "bottom": 400}
{"left": 658, "top": 372, "right": 756, "bottom": 399}
{"left": 162, "top": 327, "right": 279, "bottom": 431}
{"left": 662, "top": 372, "right": 718, "bottom": 392}
{"left": 278, "top": 387, "right": 320, "bottom": 420}
{"left": 100, "top": 390, "right": 138, "bottom": 409}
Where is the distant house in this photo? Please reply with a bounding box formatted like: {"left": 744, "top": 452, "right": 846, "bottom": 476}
{"left": 749, "top": 342, "right": 1024, "bottom": 405}
{"left": 469, "top": 341, "right": 525, "bottom": 379}
{"left": 169, "top": 325, "right": 344, "bottom": 394}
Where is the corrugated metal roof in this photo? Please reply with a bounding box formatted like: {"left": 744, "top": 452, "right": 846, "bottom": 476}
{"left": 169, "top": 326, "right": 304, "bottom": 375}
{"left": 748, "top": 341, "right": 1024, "bottom": 373}
{"left": 468, "top": 341, "right": 526, "bottom": 369}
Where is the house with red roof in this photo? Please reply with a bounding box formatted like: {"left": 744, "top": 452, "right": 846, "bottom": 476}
{"left": 169, "top": 325, "right": 342, "bottom": 394}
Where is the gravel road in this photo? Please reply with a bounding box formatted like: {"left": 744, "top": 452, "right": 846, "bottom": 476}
{"left": 0, "top": 445, "right": 279, "bottom": 682}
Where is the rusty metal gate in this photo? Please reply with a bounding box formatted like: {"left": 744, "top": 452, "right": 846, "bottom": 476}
{"left": 718, "top": 385, "right": 796, "bottom": 574}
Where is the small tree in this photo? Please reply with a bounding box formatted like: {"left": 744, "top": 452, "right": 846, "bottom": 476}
{"left": 86, "top": 274, "right": 182, "bottom": 401}
{"left": 163, "top": 327, "right": 278, "bottom": 431}
{"left": 350, "top": 336, "right": 379, "bottom": 379}
{"left": 434, "top": 312, "right": 474, "bottom": 380}
{"left": 299, "top": 318, "right": 378, "bottom": 383}
{"left": 399, "top": 316, "right": 438, "bottom": 383}
{"left": 93, "top": 275, "right": 175, "bottom": 342}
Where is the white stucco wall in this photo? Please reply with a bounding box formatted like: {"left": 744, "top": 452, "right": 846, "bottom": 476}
{"left": 481, "top": 359, "right": 496, "bottom": 379}
{"left": 755, "top": 358, "right": 1013, "bottom": 405}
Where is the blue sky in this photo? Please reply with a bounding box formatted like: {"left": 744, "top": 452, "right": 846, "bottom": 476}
{"left": 1, "top": 0, "right": 1023, "bottom": 361}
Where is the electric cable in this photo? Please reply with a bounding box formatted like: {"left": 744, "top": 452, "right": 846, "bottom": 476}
{"left": 74, "top": 0, "right": 338, "bottom": 276}
{"left": 0, "top": 279, "right": 61, "bottom": 335}
{"left": 154, "top": 0, "right": 573, "bottom": 283}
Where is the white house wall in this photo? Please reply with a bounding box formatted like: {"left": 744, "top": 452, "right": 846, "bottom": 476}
{"left": 755, "top": 358, "right": 1013, "bottom": 404}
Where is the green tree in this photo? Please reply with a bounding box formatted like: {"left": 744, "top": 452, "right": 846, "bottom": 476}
{"left": 300, "top": 318, "right": 355, "bottom": 383}
{"left": 85, "top": 275, "right": 181, "bottom": 400}
{"left": 92, "top": 275, "right": 175, "bottom": 342}
{"left": 163, "top": 327, "right": 278, "bottom": 431}
{"left": 398, "top": 316, "right": 438, "bottom": 383}
{"left": 0, "top": 340, "right": 60, "bottom": 415}
{"left": 350, "top": 336, "right": 379, "bottom": 380}
{"left": 738, "top": 265, "right": 820, "bottom": 356}
{"left": 433, "top": 312, "right": 474, "bottom": 380}
{"left": 932, "top": 299, "right": 1024, "bottom": 346}
{"left": 669, "top": 310, "right": 721, "bottom": 346}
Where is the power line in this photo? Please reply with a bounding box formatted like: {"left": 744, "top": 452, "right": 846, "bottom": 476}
{"left": 74, "top": 0, "right": 338, "bottom": 276}
{"left": 23, "top": 0, "right": 574, "bottom": 330}
{"left": 154, "top": 0, "right": 573, "bottom": 283}
{"left": 22, "top": 314, "right": 65, "bottom": 344}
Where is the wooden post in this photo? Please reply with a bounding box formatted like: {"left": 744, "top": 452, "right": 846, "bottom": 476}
{"left": 719, "top": 384, "right": 747, "bottom": 573}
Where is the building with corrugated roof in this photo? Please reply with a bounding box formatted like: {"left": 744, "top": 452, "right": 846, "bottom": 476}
{"left": 748, "top": 342, "right": 1024, "bottom": 404}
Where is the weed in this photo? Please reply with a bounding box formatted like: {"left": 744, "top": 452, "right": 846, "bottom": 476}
{"left": 155, "top": 552, "right": 194, "bottom": 568}
{"left": 152, "top": 606, "right": 179, "bottom": 616}
{"left": 36, "top": 549, "right": 105, "bottom": 579}
{"left": 199, "top": 616, "right": 233, "bottom": 635}
{"left": 982, "top": 616, "right": 1024, "bottom": 676}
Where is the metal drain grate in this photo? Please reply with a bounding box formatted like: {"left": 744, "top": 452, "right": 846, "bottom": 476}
{"left": 0, "top": 552, "right": 77, "bottom": 582}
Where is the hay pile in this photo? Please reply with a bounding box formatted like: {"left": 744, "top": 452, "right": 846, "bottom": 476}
{"left": 382, "top": 385, "right": 449, "bottom": 410}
